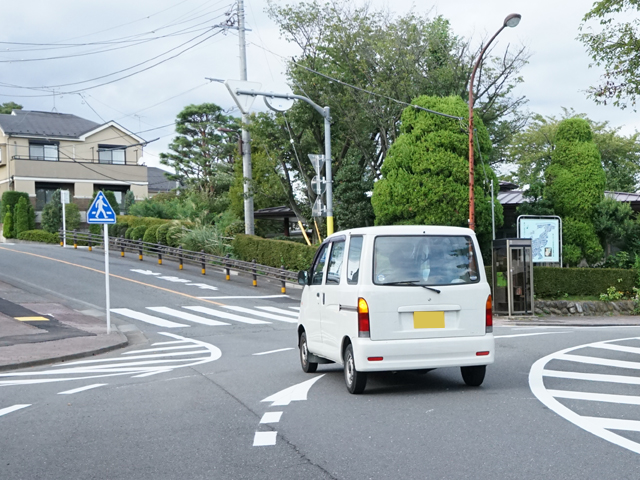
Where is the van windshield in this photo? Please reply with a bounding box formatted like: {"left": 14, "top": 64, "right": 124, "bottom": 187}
{"left": 373, "top": 235, "right": 480, "bottom": 286}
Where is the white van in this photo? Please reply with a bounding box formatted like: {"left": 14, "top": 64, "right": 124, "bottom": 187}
{"left": 297, "top": 225, "right": 494, "bottom": 394}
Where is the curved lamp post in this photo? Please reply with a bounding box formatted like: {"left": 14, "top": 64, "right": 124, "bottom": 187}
{"left": 468, "top": 13, "right": 521, "bottom": 231}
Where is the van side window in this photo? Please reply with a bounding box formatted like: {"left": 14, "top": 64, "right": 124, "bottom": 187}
{"left": 326, "top": 241, "right": 345, "bottom": 285}
{"left": 311, "top": 243, "right": 329, "bottom": 285}
{"left": 347, "top": 236, "right": 363, "bottom": 285}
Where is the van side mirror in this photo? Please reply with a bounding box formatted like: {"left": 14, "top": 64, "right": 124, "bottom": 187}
{"left": 298, "top": 270, "right": 309, "bottom": 286}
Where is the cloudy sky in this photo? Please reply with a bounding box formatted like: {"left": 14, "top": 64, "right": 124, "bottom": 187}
{"left": 0, "top": 0, "right": 635, "bottom": 171}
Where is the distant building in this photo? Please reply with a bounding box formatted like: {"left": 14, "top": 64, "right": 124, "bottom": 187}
{"left": 147, "top": 167, "right": 179, "bottom": 197}
{"left": 0, "top": 109, "right": 148, "bottom": 222}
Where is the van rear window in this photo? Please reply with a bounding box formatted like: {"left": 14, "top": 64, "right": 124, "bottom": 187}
{"left": 373, "top": 236, "right": 479, "bottom": 286}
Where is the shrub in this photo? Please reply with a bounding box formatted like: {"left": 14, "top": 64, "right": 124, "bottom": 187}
{"left": 3, "top": 211, "right": 14, "bottom": 238}
{"left": 232, "top": 234, "right": 317, "bottom": 271}
{"left": 143, "top": 224, "right": 161, "bottom": 244}
{"left": 0, "top": 191, "right": 29, "bottom": 218}
{"left": 64, "top": 202, "right": 81, "bottom": 231}
{"left": 177, "top": 224, "right": 230, "bottom": 256}
{"left": 13, "top": 197, "right": 33, "bottom": 236}
{"left": 130, "top": 225, "right": 148, "bottom": 241}
{"left": 17, "top": 229, "right": 59, "bottom": 244}
{"left": 156, "top": 223, "right": 171, "bottom": 245}
{"left": 167, "top": 225, "right": 184, "bottom": 247}
{"left": 41, "top": 190, "right": 62, "bottom": 233}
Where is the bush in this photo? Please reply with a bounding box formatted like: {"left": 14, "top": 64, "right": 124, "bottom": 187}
{"left": 143, "top": 224, "right": 161, "bottom": 244}
{"left": 64, "top": 203, "right": 81, "bottom": 231}
{"left": 130, "top": 225, "right": 147, "bottom": 241}
{"left": 232, "top": 234, "right": 317, "bottom": 271}
{"left": 3, "top": 211, "right": 14, "bottom": 238}
{"left": 177, "top": 224, "right": 230, "bottom": 256}
{"left": 167, "top": 225, "right": 184, "bottom": 247}
{"left": 17, "top": 229, "right": 59, "bottom": 244}
{"left": 41, "top": 190, "right": 62, "bottom": 233}
{"left": 0, "top": 191, "right": 29, "bottom": 218}
{"left": 14, "top": 197, "right": 33, "bottom": 236}
{"left": 156, "top": 223, "right": 171, "bottom": 245}
{"left": 486, "top": 266, "right": 636, "bottom": 298}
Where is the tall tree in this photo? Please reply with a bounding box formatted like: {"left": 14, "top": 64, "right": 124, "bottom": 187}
{"left": 507, "top": 109, "right": 640, "bottom": 192}
{"left": 371, "top": 95, "right": 503, "bottom": 249}
{"left": 579, "top": 1, "right": 640, "bottom": 108}
{"left": 0, "top": 102, "right": 22, "bottom": 114}
{"left": 160, "top": 103, "right": 239, "bottom": 197}
{"left": 546, "top": 118, "right": 605, "bottom": 265}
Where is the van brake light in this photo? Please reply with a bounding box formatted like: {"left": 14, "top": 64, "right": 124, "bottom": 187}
{"left": 358, "top": 297, "right": 370, "bottom": 338}
{"left": 486, "top": 295, "right": 493, "bottom": 333}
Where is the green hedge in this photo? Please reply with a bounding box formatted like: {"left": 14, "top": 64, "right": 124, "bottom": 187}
{"left": 129, "top": 225, "right": 148, "bottom": 241}
{"left": 17, "top": 230, "right": 59, "bottom": 244}
{"left": 485, "top": 266, "right": 635, "bottom": 297}
{"left": 143, "top": 224, "right": 161, "bottom": 244}
{"left": 116, "top": 215, "right": 170, "bottom": 229}
{"left": 232, "top": 234, "right": 317, "bottom": 271}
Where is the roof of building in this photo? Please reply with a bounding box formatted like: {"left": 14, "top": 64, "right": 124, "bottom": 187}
{"left": 254, "top": 206, "right": 298, "bottom": 220}
{"left": 147, "top": 167, "right": 179, "bottom": 193}
{"left": 0, "top": 109, "right": 101, "bottom": 139}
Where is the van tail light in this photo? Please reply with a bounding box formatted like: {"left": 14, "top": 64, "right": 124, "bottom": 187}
{"left": 486, "top": 295, "right": 493, "bottom": 333}
{"left": 358, "top": 297, "right": 370, "bottom": 338}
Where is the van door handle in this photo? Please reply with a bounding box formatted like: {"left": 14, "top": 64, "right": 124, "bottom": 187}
{"left": 316, "top": 293, "right": 320, "bottom": 297}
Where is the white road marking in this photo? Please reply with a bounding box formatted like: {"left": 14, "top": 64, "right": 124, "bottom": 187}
{"left": 253, "top": 348, "right": 295, "bottom": 356}
{"left": 530, "top": 336, "right": 640, "bottom": 455}
{"left": 495, "top": 332, "right": 568, "bottom": 339}
{"left": 224, "top": 306, "right": 297, "bottom": 323}
{"left": 54, "top": 350, "right": 210, "bottom": 366}
{"left": 548, "top": 390, "right": 640, "bottom": 406}
{"left": 0, "top": 404, "right": 30, "bottom": 417}
{"left": 260, "top": 412, "right": 283, "bottom": 424}
{"left": 198, "top": 295, "right": 290, "bottom": 299}
{"left": 146, "top": 307, "right": 230, "bottom": 326}
{"left": 152, "top": 340, "right": 189, "bottom": 346}
{"left": 289, "top": 307, "right": 300, "bottom": 311}
{"left": 256, "top": 306, "right": 299, "bottom": 317}
{"left": 590, "top": 342, "right": 640, "bottom": 355}
{"left": 0, "top": 333, "right": 221, "bottom": 387}
{"left": 542, "top": 369, "right": 640, "bottom": 385}
{"left": 123, "top": 345, "right": 203, "bottom": 355}
{"left": 262, "top": 375, "right": 325, "bottom": 407}
{"left": 186, "top": 283, "right": 218, "bottom": 291}
{"left": 184, "top": 306, "right": 270, "bottom": 325}
{"left": 111, "top": 308, "right": 189, "bottom": 328}
{"left": 58, "top": 384, "right": 107, "bottom": 395}
{"left": 130, "top": 269, "right": 160, "bottom": 275}
{"left": 253, "top": 431, "right": 277, "bottom": 446}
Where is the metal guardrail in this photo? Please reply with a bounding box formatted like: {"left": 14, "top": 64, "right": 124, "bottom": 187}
{"left": 59, "top": 229, "right": 297, "bottom": 293}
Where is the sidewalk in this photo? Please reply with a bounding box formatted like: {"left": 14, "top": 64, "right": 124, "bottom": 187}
{"left": 495, "top": 315, "right": 640, "bottom": 327}
{"left": 0, "top": 280, "right": 130, "bottom": 372}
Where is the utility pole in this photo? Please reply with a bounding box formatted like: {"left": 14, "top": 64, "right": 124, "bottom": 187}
{"left": 237, "top": 0, "right": 254, "bottom": 235}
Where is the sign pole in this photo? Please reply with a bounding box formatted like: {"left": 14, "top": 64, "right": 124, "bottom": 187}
{"left": 62, "top": 202, "right": 66, "bottom": 247}
{"left": 104, "top": 224, "right": 111, "bottom": 334}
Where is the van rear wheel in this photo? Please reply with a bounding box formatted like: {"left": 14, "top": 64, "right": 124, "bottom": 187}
{"left": 461, "top": 365, "right": 486, "bottom": 387}
{"left": 299, "top": 332, "right": 317, "bottom": 373}
{"left": 344, "top": 344, "right": 367, "bottom": 394}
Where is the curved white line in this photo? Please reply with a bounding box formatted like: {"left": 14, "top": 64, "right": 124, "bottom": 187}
{"left": 529, "top": 336, "right": 640, "bottom": 455}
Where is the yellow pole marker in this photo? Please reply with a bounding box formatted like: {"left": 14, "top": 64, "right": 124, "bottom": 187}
{"left": 15, "top": 316, "right": 49, "bottom": 321}
{"left": 298, "top": 221, "right": 312, "bottom": 246}
{"left": 314, "top": 219, "right": 323, "bottom": 243}
{"left": 327, "top": 216, "right": 334, "bottom": 236}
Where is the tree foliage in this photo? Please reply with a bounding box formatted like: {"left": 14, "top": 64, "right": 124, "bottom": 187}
{"left": 579, "top": 1, "right": 640, "bottom": 108}
{"left": 507, "top": 109, "right": 640, "bottom": 192}
{"left": 14, "top": 197, "right": 32, "bottom": 236}
{"left": 41, "top": 190, "right": 62, "bottom": 234}
{"left": 160, "top": 103, "right": 239, "bottom": 198}
{"left": 371, "top": 95, "right": 503, "bottom": 248}
{"left": 0, "top": 102, "right": 22, "bottom": 114}
{"left": 546, "top": 118, "right": 606, "bottom": 265}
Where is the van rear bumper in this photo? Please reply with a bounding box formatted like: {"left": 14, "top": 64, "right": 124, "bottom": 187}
{"left": 352, "top": 334, "right": 494, "bottom": 372}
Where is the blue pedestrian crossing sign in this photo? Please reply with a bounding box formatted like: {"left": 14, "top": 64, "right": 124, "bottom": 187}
{"left": 87, "top": 191, "right": 117, "bottom": 224}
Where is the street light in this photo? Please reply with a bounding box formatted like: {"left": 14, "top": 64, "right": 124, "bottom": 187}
{"left": 468, "top": 13, "right": 521, "bottom": 231}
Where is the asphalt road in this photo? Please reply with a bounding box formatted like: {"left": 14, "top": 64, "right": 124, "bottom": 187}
{"left": 1, "top": 243, "right": 640, "bottom": 480}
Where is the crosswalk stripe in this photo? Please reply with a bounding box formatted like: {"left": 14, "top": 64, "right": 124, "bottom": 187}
{"left": 223, "top": 306, "right": 297, "bottom": 323}
{"left": 542, "top": 369, "right": 640, "bottom": 385}
{"left": 184, "top": 306, "right": 270, "bottom": 325}
{"left": 111, "top": 308, "right": 189, "bottom": 328}
{"left": 289, "top": 307, "right": 300, "bottom": 311}
{"left": 58, "top": 384, "right": 107, "bottom": 395}
{"left": 256, "top": 306, "right": 299, "bottom": 318}
{"left": 0, "top": 404, "right": 30, "bottom": 417}
{"left": 146, "top": 307, "right": 230, "bottom": 326}
{"left": 548, "top": 389, "right": 640, "bottom": 406}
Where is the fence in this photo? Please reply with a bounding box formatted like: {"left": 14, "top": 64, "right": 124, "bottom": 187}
{"left": 60, "top": 229, "right": 297, "bottom": 293}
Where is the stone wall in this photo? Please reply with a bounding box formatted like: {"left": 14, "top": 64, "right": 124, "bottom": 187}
{"left": 534, "top": 300, "right": 636, "bottom": 316}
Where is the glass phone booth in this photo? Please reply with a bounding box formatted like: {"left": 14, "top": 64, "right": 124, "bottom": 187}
{"left": 492, "top": 238, "right": 534, "bottom": 316}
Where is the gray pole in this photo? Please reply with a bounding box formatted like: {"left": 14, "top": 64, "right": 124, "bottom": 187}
{"left": 323, "top": 107, "right": 333, "bottom": 235}
{"left": 491, "top": 179, "right": 495, "bottom": 240}
{"left": 237, "top": 0, "right": 254, "bottom": 235}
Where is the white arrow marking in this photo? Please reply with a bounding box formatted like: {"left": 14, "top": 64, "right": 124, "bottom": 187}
{"left": 261, "top": 375, "right": 325, "bottom": 407}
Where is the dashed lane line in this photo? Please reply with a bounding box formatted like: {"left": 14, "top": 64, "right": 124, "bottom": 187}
{"left": 58, "top": 384, "right": 107, "bottom": 395}
{"left": 253, "top": 348, "right": 295, "bottom": 356}
{"left": 0, "top": 404, "right": 30, "bottom": 417}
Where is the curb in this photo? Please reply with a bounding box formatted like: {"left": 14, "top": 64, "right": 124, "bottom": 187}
{"left": 0, "top": 333, "right": 129, "bottom": 372}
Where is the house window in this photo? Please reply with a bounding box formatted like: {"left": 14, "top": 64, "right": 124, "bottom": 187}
{"left": 35, "top": 183, "right": 73, "bottom": 210}
{"left": 30, "top": 142, "right": 59, "bottom": 161}
{"left": 98, "top": 145, "right": 126, "bottom": 165}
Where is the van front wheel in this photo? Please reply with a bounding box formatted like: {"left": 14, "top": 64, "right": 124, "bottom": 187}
{"left": 299, "top": 332, "right": 318, "bottom": 373}
{"left": 461, "top": 365, "right": 486, "bottom": 387}
{"left": 344, "top": 344, "right": 367, "bottom": 394}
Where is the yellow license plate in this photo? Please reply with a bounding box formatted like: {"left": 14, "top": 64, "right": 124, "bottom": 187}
{"left": 413, "top": 311, "right": 445, "bottom": 329}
